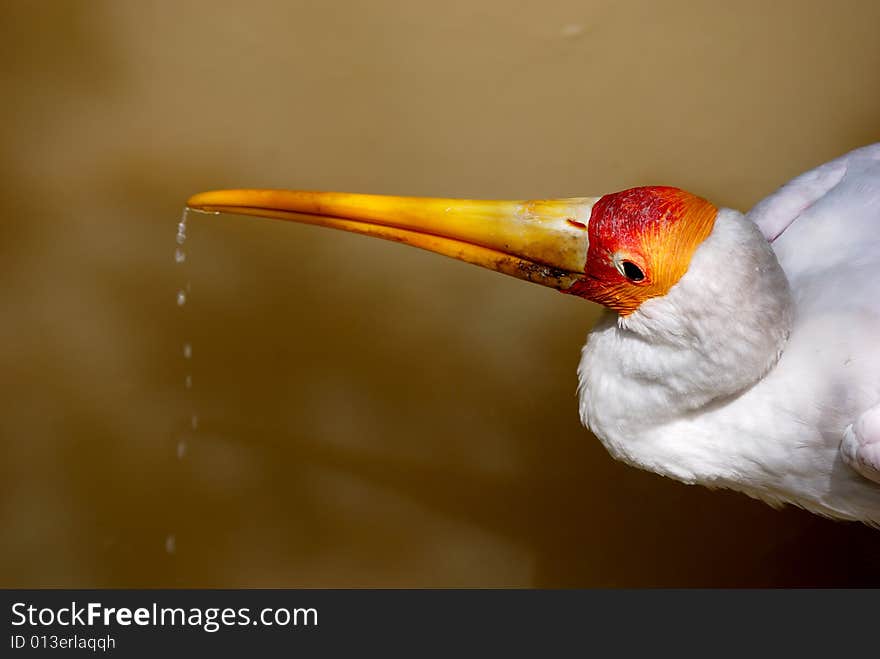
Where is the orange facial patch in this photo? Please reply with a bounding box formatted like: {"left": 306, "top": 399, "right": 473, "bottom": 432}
{"left": 566, "top": 186, "right": 717, "bottom": 315}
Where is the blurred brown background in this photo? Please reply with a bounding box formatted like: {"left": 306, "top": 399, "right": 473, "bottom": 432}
{"left": 2, "top": 0, "right": 879, "bottom": 587}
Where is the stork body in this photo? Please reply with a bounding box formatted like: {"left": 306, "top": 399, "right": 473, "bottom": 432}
{"left": 189, "top": 143, "right": 880, "bottom": 525}
{"left": 579, "top": 144, "right": 880, "bottom": 522}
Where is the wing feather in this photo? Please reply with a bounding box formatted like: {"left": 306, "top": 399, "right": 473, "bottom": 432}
{"left": 748, "top": 143, "right": 880, "bottom": 242}
{"left": 747, "top": 143, "right": 880, "bottom": 286}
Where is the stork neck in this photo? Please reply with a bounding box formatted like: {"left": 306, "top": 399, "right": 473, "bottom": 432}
{"left": 578, "top": 208, "right": 794, "bottom": 439}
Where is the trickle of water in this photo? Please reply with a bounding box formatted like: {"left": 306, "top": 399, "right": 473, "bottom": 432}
{"left": 171, "top": 208, "right": 201, "bottom": 543}
{"left": 176, "top": 213, "right": 187, "bottom": 246}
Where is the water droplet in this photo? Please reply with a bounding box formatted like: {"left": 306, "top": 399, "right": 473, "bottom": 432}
{"left": 175, "top": 248, "right": 186, "bottom": 263}
{"left": 184, "top": 374, "right": 192, "bottom": 389}
{"left": 176, "top": 440, "right": 187, "bottom": 459}
{"left": 176, "top": 231, "right": 186, "bottom": 245}
{"left": 191, "top": 415, "right": 199, "bottom": 430}
{"left": 165, "top": 534, "right": 176, "bottom": 555}
{"left": 183, "top": 343, "right": 192, "bottom": 359}
{"left": 561, "top": 23, "right": 584, "bottom": 38}
{"left": 176, "top": 290, "right": 186, "bottom": 306}
{"left": 187, "top": 206, "right": 220, "bottom": 216}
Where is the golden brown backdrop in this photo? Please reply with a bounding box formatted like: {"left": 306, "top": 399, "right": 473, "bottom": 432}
{"left": 2, "top": 0, "right": 879, "bottom": 587}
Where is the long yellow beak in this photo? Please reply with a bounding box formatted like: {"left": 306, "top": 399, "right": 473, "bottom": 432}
{"left": 186, "top": 189, "right": 598, "bottom": 291}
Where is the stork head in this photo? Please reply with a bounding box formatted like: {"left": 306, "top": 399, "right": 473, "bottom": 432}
{"left": 186, "top": 186, "right": 717, "bottom": 316}
{"left": 568, "top": 187, "right": 717, "bottom": 315}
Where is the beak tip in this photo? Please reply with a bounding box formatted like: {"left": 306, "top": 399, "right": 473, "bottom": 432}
{"left": 186, "top": 191, "right": 217, "bottom": 209}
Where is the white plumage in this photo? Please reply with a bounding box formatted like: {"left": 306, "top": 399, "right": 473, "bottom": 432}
{"left": 578, "top": 143, "right": 880, "bottom": 523}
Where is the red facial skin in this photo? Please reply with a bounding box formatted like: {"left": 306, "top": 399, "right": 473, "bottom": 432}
{"left": 565, "top": 186, "right": 718, "bottom": 315}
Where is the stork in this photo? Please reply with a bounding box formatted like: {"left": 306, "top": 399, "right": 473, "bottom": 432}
{"left": 188, "top": 143, "right": 880, "bottom": 525}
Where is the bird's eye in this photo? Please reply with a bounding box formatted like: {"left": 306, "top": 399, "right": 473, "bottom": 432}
{"left": 620, "top": 260, "right": 645, "bottom": 282}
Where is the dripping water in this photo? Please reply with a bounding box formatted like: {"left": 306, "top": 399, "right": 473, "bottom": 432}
{"left": 172, "top": 208, "right": 191, "bottom": 555}
{"left": 169, "top": 206, "right": 219, "bottom": 555}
